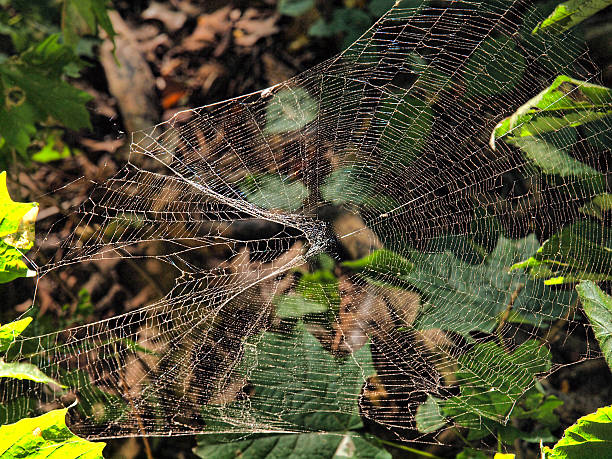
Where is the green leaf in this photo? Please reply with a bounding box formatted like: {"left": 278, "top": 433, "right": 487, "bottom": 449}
{"left": 202, "top": 322, "right": 375, "bottom": 432}
{"left": 0, "top": 171, "right": 38, "bottom": 283}
{"left": 320, "top": 167, "right": 374, "bottom": 206}
{"left": 342, "top": 249, "right": 414, "bottom": 284}
{"left": 0, "top": 317, "right": 32, "bottom": 353}
{"left": 31, "top": 134, "right": 75, "bottom": 163}
{"left": 62, "top": 0, "right": 117, "bottom": 48}
{"left": 277, "top": 0, "right": 315, "bottom": 17}
{"left": 0, "top": 36, "right": 93, "bottom": 154}
{"left": 440, "top": 340, "right": 551, "bottom": 427}
{"left": 241, "top": 174, "right": 308, "bottom": 212}
{"left": 372, "top": 93, "right": 433, "bottom": 166}
{"left": 0, "top": 360, "right": 65, "bottom": 388}
{"left": 576, "top": 281, "right": 612, "bottom": 371}
{"left": 411, "top": 235, "right": 574, "bottom": 335}
{"left": 533, "top": 0, "right": 612, "bottom": 36}
{"left": 195, "top": 432, "right": 391, "bottom": 459}
{"left": 511, "top": 221, "right": 612, "bottom": 285}
{"left": 0, "top": 408, "right": 105, "bottom": 458}
{"left": 276, "top": 294, "right": 329, "bottom": 319}
{"left": 542, "top": 405, "right": 612, "bottom": 458}
{"left": 464, "top": 35, "right": 526, "bottom": 98}
{"left": 297, "top": 270, "right": 340, "bottom": 310}
{"left": 507, "top": 136, "right": 606, "bottom": 194}
{"left": 0, "top": 171, "right": 39, "bottom": 248}
{"left": 197, "top": 323, "right": 384, "bottom": 458}
{"left": 415, "top": 395, "right": 446, "bottom": 433}
{"left": 265, "top": 87, "right": 318, "bottom": 134}
{"left": 580, "top": 193, "right": 612, "bottom": 220}
{"left": 490, "top": 75, "right": 612, "bottom": 149}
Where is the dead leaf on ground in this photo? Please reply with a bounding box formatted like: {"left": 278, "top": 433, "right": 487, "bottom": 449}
{"left": 234, "top": 9, "right": 280, "bottom": 47}
{"left": 142, "top": 2, "right": 187, "bottom": 32}
{"left": 182, "top": 6, "right": 232, "bottom": 52}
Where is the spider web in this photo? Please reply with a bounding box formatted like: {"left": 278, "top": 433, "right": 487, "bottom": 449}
{"left": 5, "top": 0, "right": 611, "bottom": 448}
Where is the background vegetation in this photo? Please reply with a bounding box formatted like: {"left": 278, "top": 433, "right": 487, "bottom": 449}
{"left": 0, "top": 0, "right": 611, "bottom": 458}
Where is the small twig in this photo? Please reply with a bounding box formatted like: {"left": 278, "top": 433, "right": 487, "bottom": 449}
{"left": 495, "top": 283, "right": 525, "bottom": 346}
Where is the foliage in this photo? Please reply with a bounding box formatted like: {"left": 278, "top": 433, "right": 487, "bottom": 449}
{"left": 0, "top": 0, "right": 115, "bottom": 166}
{"left": 241, "top": 173, "right": 309, "bottom": 212}
{"left": 577, "top": 281, "right": 612, "bottom": 371}
{"left": 542, "top": 405, "right": 612, "bottom": 458}
{"left": 0, "top": 316, "right": 106, "bottom": 456}
{"left": 490, "top": 75, "right": 612, "bottom": 149}
{"left": 0, "top": 408, "right": 105, "bottom": 458}
{"left": 532, "top": 0, "right": 612, "bottom": 35}
{"left": 511, "top": 221, "right": 612, "bottom": 285}
{"left": 416, "top": 342, "right": 558, "bottom": 446}
{"left": 0, "top": 171, "right": 38, "bottom": 283}
{"left": 345, "top": 236, "right": 575, "bottom": 336}
{"left": 196, "top": 321, "right": 387, "bottom": 458}
{"left": 264, "top": 87, "right": 318, "bottom": 134}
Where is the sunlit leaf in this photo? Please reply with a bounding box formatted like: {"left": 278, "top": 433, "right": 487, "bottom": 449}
{"left": 577, "top": 281, "right": 612, "bottom": 371}
{"left": 532, "top": 0, "right": 612, "bottom": 35}
{"left": 0, "top": 408, "right": 106, "bottom": 458}
{"left": 0, "top": 361, "right": 65, "bottom": 388}
{"left": 490, "top": 76, "right": 612, "bottom": 149}
{"left": 542, "top": 405, "right": 612, "bottom": 458}
{"left": 0, "top": 317, "right": 32, "bottom": 353}
{"left": 511, "top": 221, "right": 612, "bottom": 285}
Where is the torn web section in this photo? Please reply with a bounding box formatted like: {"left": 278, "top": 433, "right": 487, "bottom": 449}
{"left": 7, "top": 0, "right": 610, "bottom": 446}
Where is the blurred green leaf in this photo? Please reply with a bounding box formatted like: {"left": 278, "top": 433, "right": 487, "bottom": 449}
{"left": 308, "top": 8, "right": 372, "bottom": 49}
{"left": 0, "top": 360, "right": 65, "bottom": 388}
{"left": 0, "top": 35, "right": 93, "bottom": 154}
{"left": 490, "top": 75, "right": 612, "bottom": 148}
{"left": 0, "top": 408, "right": 105, "bottom": 458}
{"left": 297, "top": 270, "right": 340, "bottom": 310}
{"left": 276, "top": 294, "right": 329, "bottom": 318}
{"left": 580, "top": 193, "right": 612, "bottom": 220}
{"left": 342, "top": 249, "right": 414, "bottom": 282}
{"left": 320, "top": 167, "right": 374, "bottom": 206}
{"left": 62, "top": 0, "right": 116, "bottom": 48}
{"left": 31, "top": 134, "right": 75, "bottom": 162}
{"left": 542, "top": 405, "right": 612, "bottom": 458}
{"left": 464, "top": 35, "right": 526, "bottom": 98}
{"left": 576, "top": 281, "right": 612, "bottom": 371}
{"left": 415, "top": 395, "right": 446, "bottom": 433}
{"left": 511, "top": 221, "right": 612, "bottom": 285}
{"left": 265, "top": 87, "right": 318, "bottom": 134}
{"left": 533, "top": 0, "right": 612, "bottom": 36}
{"left": 373, "top": 93, "right": 433, "bottom": 166}
{"left": 277, "top": 0, "right": 315, "bottom": 17}
{"left": 241, "top": 174, "right": 308, "bottom": 212}
{"left": 0, "top": 317, "right": 32, "bottom": 353}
